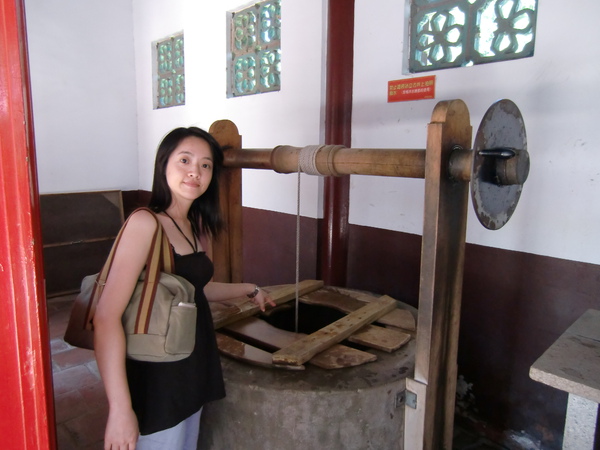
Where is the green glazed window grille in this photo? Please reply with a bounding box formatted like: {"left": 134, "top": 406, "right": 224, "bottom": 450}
{"left": 229, "top": 0, "right": 281, "bottom": 97}
{"left": 155, "top": 33, "right": 185, "bottom": 108}
{"left": 409, "top": 0, "right": 538, "bottom": 73}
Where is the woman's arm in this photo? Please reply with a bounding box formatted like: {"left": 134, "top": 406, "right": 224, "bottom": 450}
{"left": 92, "top": 210, "right": 157, "bottom": 449}
{"left": 204, "top": 281, "right": 275, "bottom": 311}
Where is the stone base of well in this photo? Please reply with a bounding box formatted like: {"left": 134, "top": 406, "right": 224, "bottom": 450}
{"left": 199, "top": 338, "right": 415, "bottom": 450}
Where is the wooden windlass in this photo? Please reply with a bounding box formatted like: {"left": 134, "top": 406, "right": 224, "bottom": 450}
{"left": 207, "top": 99, "right": 530, "bottom": 450}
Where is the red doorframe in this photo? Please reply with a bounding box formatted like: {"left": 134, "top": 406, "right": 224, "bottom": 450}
{"left": 0, "top": 0, "right": 56, "bottom": 448}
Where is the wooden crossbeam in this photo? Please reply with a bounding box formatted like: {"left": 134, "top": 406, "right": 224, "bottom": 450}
{"left": 272, "top": 295, "right": 398, "bottom": 366}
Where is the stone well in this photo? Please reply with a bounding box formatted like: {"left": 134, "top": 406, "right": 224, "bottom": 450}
{"left": 199, "top": 292, "right": 416, "bottom": 450}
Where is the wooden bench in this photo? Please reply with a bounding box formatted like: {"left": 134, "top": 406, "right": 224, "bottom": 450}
{"left": 530, "top": 309, "right": 600, "bottom": 449}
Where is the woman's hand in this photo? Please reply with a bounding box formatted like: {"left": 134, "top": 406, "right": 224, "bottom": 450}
{"left": 205, "top": 282, "right": 276, "bottom": 311}
{"left": 248, "top": 287, "right": 276, "bottom": 312}
{"left": 104, "top": 406, "right": 139, "bottom": 450}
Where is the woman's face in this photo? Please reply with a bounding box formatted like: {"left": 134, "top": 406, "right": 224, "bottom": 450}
{"left": 165, "top": 136, "right": 214, "bottom": 205}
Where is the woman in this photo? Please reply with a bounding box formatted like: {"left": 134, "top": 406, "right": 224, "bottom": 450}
{"left": 93, "top": 127, "right": 274, "bottom": 449}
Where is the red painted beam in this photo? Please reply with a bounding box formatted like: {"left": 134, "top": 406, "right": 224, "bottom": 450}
{"left": 0, "top": 0, "right": 56, "bottom": 448}
{"left": 321, "top": 0, "right": 354, "bottom": 286}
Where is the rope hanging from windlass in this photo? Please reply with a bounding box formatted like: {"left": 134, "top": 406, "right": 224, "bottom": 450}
{"left": 293, "top": 144, "right": 346, "bottom": 331}
{"left": 295, "top": 145, "right": 326, "bottom": 332}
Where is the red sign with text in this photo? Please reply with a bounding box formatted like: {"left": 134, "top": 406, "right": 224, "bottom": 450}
{"left": 388, "top": 75, "right": 436, "bottom": 102}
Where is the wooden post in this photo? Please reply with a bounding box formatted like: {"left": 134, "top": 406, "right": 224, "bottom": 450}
{"left": 209, "top": 120, "right": 244, "bottom": 283}
{"left": 404, "top": 100, "right": 472, "bottom": 449}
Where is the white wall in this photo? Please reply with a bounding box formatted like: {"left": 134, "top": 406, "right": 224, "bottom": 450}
{"left": 352, "top": 0, "right": 600, "bottom": 265}
{"left": 25, "top": 0, "right": 138, "bottom": 194}
{"left": 132, "top": 0, "right": 327, "bottom": 218}
{"left": 27, "top": 0, "right": 600, "bottom": 266}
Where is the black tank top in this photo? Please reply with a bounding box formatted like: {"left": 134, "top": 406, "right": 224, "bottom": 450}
{"left": 126, "top": 251, "right": 226, "bottom": 435}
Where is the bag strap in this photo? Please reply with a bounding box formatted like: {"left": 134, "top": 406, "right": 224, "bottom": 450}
{"left": 83, "top": 208, "right": 174, "bottom": 333}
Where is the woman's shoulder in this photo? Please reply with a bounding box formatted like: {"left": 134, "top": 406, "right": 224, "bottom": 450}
{"left": 123, "top": 208, "right": 160, "bottom": 235}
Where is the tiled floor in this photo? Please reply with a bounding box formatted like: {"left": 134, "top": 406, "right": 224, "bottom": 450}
{"left": 48, "top": 294, "right": 107, "bottom": 450}
{"left": 48, "top": 294, "right": 507, "bottom": 450}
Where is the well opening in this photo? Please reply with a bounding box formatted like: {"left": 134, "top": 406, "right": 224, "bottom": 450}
{"left": 263, "top": 302, "right": 347, "bottom": 335}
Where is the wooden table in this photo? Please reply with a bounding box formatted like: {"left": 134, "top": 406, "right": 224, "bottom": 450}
{"left": 530, "top": 309, "right": 600, "bottom": 449}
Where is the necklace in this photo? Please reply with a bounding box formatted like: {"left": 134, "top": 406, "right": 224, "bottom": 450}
{"left": 163, "top": 211, "right": 198, "bottom": 253}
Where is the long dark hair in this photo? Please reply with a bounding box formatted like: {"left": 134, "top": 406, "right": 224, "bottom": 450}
{"left": 148, "top": 127, "right": 224, "bottom": 238}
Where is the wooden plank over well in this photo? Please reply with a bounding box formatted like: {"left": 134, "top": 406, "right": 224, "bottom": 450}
{"left": 310, "top": 345, "right": 376, "bottom": 369}
{"left": 215, "top": 332, "right": 305, "bottom": 371}
{"left": 348, "top": 324, "right": 411, "bottom": 352}
{"left": 223, "top": 317, "right": 377, "bottom": 369}
{"left": 272, "top": 295, "right": 398, "bottom": 366}
{"left": 301, "top": 287, "right": 416, "bottom": 332}
{"left": 212, "top": 279, "right": 324, "bottom": 329}
{"left": 225, "top": 316, "right": 406, "bottom": 355}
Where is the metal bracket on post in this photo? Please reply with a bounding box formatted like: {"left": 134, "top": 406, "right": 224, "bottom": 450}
{"left": 395, "top": 389, "right": 417, "bottom": 409}
{"left": 405, "top": 390, "right": 418, "bottom": 409}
